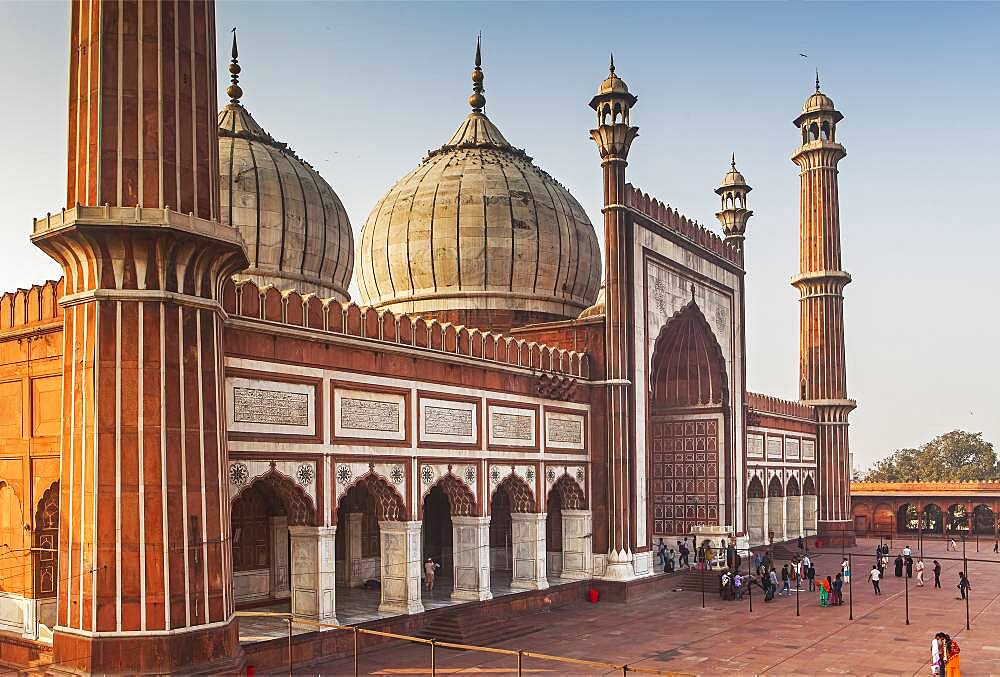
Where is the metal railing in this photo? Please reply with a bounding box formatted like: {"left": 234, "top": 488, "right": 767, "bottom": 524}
{"left": 236, "top": 611, "right": 691, "bottom": 676}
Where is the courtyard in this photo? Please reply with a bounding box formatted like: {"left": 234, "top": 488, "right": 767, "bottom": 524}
{"left": 276, "top": 538, "right": 1000, "bottom": 675}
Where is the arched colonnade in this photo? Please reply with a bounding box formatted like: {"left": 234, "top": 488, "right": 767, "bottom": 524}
{"left": 745, "top": 471, "right": 818, "bottom": 545}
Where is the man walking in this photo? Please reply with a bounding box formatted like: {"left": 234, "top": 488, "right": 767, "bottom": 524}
{"left": 958, "top": 571, "right": 972, "bottom": 600}
{"left": 868, "top": 564, "right": 882, "bottom": 596}
{"left": 993, "top": 539, "right": 998, "bottom": 554}
{"left": 916, "top": 559, "right": 925, "bottom": 586}
{"left": 933, "top": 560, "right": 942, "bottom": 588}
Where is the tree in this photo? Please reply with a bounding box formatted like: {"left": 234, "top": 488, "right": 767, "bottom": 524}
{"left": 861, "top": 430, "right": 999, "bottom": 482}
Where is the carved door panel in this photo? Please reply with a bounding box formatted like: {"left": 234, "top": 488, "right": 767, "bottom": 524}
{"left": 650, "top": 419, "right": 719, "bottom": 537}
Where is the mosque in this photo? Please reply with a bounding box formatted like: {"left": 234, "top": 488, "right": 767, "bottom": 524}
{"left": 0, "top": 1, "right": 855, "bottom": 671}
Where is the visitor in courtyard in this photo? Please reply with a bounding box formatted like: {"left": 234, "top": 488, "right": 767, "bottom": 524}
{"left": 656, "top": 538, "right": 666, "bottom": 566}
{"left": 666, "top": 548, "right": 676, "bottom": 573}
{"left": 781, "top": 564, "right": 791, "bottom": 595}
{"left": 818, "top": 575, "right": 829, "bottom": 607}
{"left": 841, "top": 556, "right": 850, "bottom": 583}
{"left": 797, "top": 535, "right": 804, "bottom": 550}
{"left": 903, "top": 544, "right": 911, "bottom": 557}
{"left": 905, "top": 555, "right": 913, "bottom": 578}
{"left": 993, "top": 539, "right": 998, "bottom": 554}
{"left": 768, "top": 567, "right": 779, "bottom": 599}
{"left": 933, "top": 560, "right": 942, "bottom": 588}
{"left": 957, "top": 571, "right": 971, "bottom": 599}
{"left": 948, "top": 537, "right": 957, "bottom": 551}
{"left": 734, "top": 572, "right": 744, "bottom": 600}
{"left": 916, "top": 559, "right": 925, "bottom": 586}
{"left": 423, "top": 558, "right": 440, "bottom": 591}
{"left": 807, "top": 561, "right": 816, "bottom": 591}
{"left": 832, "top": 573, "right": 844, "bottom": 605}
{"left": 932, "top": 632, "right": 961, "bottom": 677}
{"left": 894, "top": 554, "right": 904, "bottom": 577}
{"left": 867, "top": 564, "right": 882, "bottom": 595}
{"left": 752, "top": 550, "right": 761, "bottom": 573}
{"left": 945, "top": 634, "right": 962, "bottom": 677}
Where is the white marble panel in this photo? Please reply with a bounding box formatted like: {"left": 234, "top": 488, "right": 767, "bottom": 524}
{"left": 335, "top": 388, "right": 406, "bottom": 442}
{"left": 488, "top": 404, "right": 536, "bottom": 448}
{"left": 420, "top": 397, "right": 478, "bottom": 445}
{"left": 543, "top": 411, "right": 585, "bottom": 450}
{"left": 226, "top": 376, "right": 316, "bottom": 436}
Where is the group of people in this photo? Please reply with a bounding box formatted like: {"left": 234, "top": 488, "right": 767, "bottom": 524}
{"left": 865, "top": 543, "right": 970, "bottom": 598}
{"left": 655, "top": 536, "right": 744, "bottom": 574}
{"left": 932, "top": 632, "right": 962, "bottom": 676}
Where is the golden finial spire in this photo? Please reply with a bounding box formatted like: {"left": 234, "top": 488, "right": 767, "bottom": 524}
{"left": 815, "top": 68, "right": 821, "bottom": 92}
{"left": 227, "top": 27, "right": 243, "bottom": 105}
{"left": 469, "top": 32, "right": 486, "bottom": 113}
{"left": 731, "top": 152, "right": 736, "bottom": 169}
{"left": 609, "top": 52, "right": 615, "bottom": 75}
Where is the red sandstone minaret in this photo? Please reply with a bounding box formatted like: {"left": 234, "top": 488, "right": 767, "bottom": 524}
{"left": 791, "top": 73, "right": 856, "bottom": 546}
{"left": 31, "top": 1, "right": 247, "bottom": 671}
{"left": 589, "top": 56, "right": 639, "bottom": 579}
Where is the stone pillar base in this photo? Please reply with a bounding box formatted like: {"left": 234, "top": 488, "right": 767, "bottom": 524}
{"left": 52, "top": 621, "right": 243, "bottom": 675}
{"left": 818, "top": 520, "right": 856, "bottom": 547}
{"left": 378, "top": 521, "right": 424, "bottom": 615}
{"left": 289, "top": 526, "right": 338, "bottom": 628}
{"left": 600, "top": 549, "right": 636, "bottom": 581}
{"left": 451, "top": 516, "right": 492, "bottom": 602}
{"left": 560, "top": 510, "right": 593, "bottom": 581}
{"left": 511, "top": 513, "right": 548, "bottom": 590}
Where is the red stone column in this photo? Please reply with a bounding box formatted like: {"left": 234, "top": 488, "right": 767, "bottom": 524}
{"left": 32, "top": 1, "right": 248, "bottom": 671}
{"left": 589, "top": 67, "right": 639, "bottom": 579}
{"left": 791, "top": 90, "right": 856, "bottom": 546}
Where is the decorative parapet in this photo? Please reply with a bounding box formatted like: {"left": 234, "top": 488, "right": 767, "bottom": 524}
{"left": 851, "top": 481, "right": 1000, "bottom": 493}
{"left": 746, "top": 392, "right": 816, "bottom": 421}
{"left": 0, "top": 279, "right": 64, "bottom": 333}
{"left": 222, "top": 278, "right": 590, "bottom": 379}
{"left": 624, "top": 183, "right": 742, "bottom": 266}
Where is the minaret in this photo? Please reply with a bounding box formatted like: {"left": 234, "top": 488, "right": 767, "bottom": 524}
{"left": 790, "top": 73, "right": 856, "bottom": 545}
{"left": 589, "top": 56, "right": 639, "bottom": 579}
{"left": 31, "top": 1, "right": 247, "bottom": 671}
{"left": 715, "top": 155, "right": 753, "bottom": 253}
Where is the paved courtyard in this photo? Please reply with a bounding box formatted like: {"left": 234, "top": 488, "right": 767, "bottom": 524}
{"left": 301, "top": 538, "right": 1000, "bottom": 676}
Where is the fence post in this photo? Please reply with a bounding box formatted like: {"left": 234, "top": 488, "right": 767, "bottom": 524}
{"left": 353, "top": 626, "right": 359, "bottom": 677}
{"left": 431, "top": 639, "right": 437, "bottom": 676}
{"left": 517, "top": 650, "right": 523, "bottom": 677}
{"left": 286, "top": 617, "right": 293, "bottom": 677}
{"left": 622, "top": 663, "right": 629, "bottom": 676}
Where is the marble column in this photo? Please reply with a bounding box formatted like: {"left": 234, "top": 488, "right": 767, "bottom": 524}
{"left": 763, "top": 496, "right": 770, "bottom": 543}
{"left": 511, "top": 513, "right": 549, "bottom": 590}
{"left": 270, "top": 516, "right": 290, "bottom": 599}
{"left": 451, "top": 516, "right": 492, "bottom": 601}
{"left": 378, "top": 521, "right": 424, "bottom": 615}
{"left": 289, "top": 526, "right": 338, "bottom": 627}
{"left": 747, "top": 499, "right": 764, "bottom": 545}
{"left": 346, "top": 513, "right": 364, "bottom": 588}
{"left": 786, "top": 496, "right": 801, "bottom": 540}
{"left": 560, "top": 510, "right": 593, "bottom": 581}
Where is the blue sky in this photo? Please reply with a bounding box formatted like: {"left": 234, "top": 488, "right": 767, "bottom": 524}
{"left": 2, "top": 2, "right": 998, "bottom": 470}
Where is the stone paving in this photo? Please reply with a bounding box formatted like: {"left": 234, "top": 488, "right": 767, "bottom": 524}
{"left": 303, "top": 538, "right": 1000, "bottom": 676}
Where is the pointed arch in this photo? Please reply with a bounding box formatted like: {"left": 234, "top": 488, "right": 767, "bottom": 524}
{"left": 786, "top": 475, "right": 800, "bottom": 496}
{"left": 341, "top": 472, "right": 406, "bottom": 522}
{"left": 236, "top": 470, "right": 316, "bottom": 526}
{"left": 548, "top": 474, "right": 586, "bottom": 510}
{"left": 649, "top": 300, "right": 729, "bottom": 410}
{"left": 802, "top": 475, "right": 816, "bottom": 496}
{"left": 767, "top": 475, "right": 784, "bottom": 498}
{"left": 430, "top": 473, "right": 477, "bottom": 517}
{"left": 493, "top": 474, "right": 535, "bottom": 513}
{"left": 747, "top": 476, "right": 764, "bottom": 499}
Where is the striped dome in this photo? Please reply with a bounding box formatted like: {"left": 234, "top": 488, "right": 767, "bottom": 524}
{"left": 218, "top": 103, "right": 353, "bottom": 300}
{"left": 357, "top": 109, "right": 600, "bottom": 325}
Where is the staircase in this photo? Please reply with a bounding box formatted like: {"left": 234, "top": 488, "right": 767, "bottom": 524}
{"left": 417, "top": 612, "right": 542, "bottom": 647}
{"left": 678, "top": 568, "right": 722, "bottom": 593}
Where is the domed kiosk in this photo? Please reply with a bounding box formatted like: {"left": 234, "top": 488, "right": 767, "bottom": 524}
{"left": 357, "top": 40, "right": 600, "bottom": 331}
{"left": 218, "top": 33, "right": 353, "bottom": 299}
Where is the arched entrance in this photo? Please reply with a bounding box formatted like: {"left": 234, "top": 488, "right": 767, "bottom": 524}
{"left": 489, "top": 474, "right": 545, "bottom": 590}
{"left": 230, "top": 471, "right": 316, "bottom": 608}
{"left": 336, "top": 473, "right": 406, "bottom": 589}
{"left": 746, "top": 476, "right": 765, "bottom": 544}
{"left": 32, "top": 481, "right": 59, "bottom": 639}
{"left": 947, "top": 504, "right": 969, "bottom": 534}
{"left": 648, "top": 301, "right": 729, "bottom": 540}
{"left": 972, "top": 504, "right": 996, "bottom": 536}
{"left": 922, "top": 504, "right": 944, "bottom": 534}
{"left": 897, "top": 504, "right": 919, "bottom": 533}
{"left": 802, "top": 475, "right": 818, "bottom": 538}
{"left": 421, "top": 474, "right": 487, "bottom": 602}
{"left": 545, "top": 474, "right": 589, "bottom": 580}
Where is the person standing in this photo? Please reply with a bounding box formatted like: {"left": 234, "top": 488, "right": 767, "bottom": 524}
{"left": 424, "top": 558, "right": 441, "bottom": 591}
{"left": 948, "top": 537, "right": 957, "bottom": 552}
{"left": 905, "top": 555, "right": 913, "bottom": 578}
{"left": 994, "top": 539, "right": 999, "bottom": 554}
{"left": 818, "top": 576, "right": 829, "bottom": 607}
{"left": 916, "top": 559, "right": 925, "bottom": 586}
{"left": 781, "top": 564, "right": 791, "bottom": 595}
{"left": 734, "top": 572, "right": 744, "bottom": 600}
{"left": 807, "top": 561, "right": 817, "bottom": 591}
{"left": 769, "top": 567, "right": 779, "bottom": 599}
{"left": 752, "top": 550, "right": 761, "bottom": 573}
{"left": 957, "top": 571, "right": 971, "bottom": 600}
{"left": 932, "top": 632, "right": 948, "bottom": 676}
{"left": 833, "top": 573, "right": 844, "bottom": 605}
{"left": 894, "top": 554, "right": 904, "bottom": 577}
{"left": 841, "top": 557, "right": 851, "bottom": 583}
{"left": 945, "top": 634, "right": 961, "bottom": 677}
{"left": 933, "top": 560, "right": 942, "bottom": 588}
{"left": 868, "top": 564, "right": 882, "bottom": 595}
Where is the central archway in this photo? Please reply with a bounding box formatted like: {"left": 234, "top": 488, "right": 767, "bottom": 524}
{"left": 648, "top": 300, "right": 729, "bottom": 540}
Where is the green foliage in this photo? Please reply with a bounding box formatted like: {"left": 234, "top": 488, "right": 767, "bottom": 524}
{"left": 861, "top": 430, "right": 999, "bottom": 482}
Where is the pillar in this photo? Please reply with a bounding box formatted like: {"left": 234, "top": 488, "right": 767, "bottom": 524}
{"left": 786, "top": 495, "right": 800, "bottom": 540}
{"left": 589, "top": 61, "right": 640, "bottom": 581}
{"left": 378, "top": 521, "right": 423, "bottom": 615}
{"left": 345, "top": 513, "right": 364, "bottom": 588}
{"left": 559, "top": 510, "right": 593, "bottom": 580}
{"left": 270, "top": 516, "right": 290, "bottom": 599}
{"left": 451, "top": 516, "right": 492, "bottom": 601}
{"left": 791, "top": 80, "right": 856, "bottom": 546}
{"left": 510, "top": 513, "right": 548, "bottom": 590}
{"left": 747, "top": 498, "right": 764, "bottom": 545}
{"left": 763, "top": 495, "right": 770, "bottom": 544}
{"left": 34, "top": 1, "right": 248, "bottom": 672}
{"left": 289, "top": 526, "right": 337, "bottom": 627}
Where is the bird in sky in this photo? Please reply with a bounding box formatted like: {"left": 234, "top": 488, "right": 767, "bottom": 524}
{"left": 799, "top": 53, "right": 808, "bottom": 58}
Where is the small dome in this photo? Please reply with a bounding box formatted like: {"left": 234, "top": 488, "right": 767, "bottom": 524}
{"left": 216, "top": 41, "right": 353, "bottom": 300}
{"left": 357, "top": 44, "right": 600, "bottom": 330}
{"left": 720, "top": 161, "right": 747, "bottom": 189}
{"left": 597, "top": 55, "right": 630, "bottom": 96}
{"left": 802, "top": 90, "right": 836, "bottom": 114}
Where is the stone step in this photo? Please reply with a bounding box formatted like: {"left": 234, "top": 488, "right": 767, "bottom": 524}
{"left": 416, "top": 612, "right": 541, "bottom": 648}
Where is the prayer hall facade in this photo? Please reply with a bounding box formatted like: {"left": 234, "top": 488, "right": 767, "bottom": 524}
{"left": 0, "top": 1, "right": 856, "bottom": 671}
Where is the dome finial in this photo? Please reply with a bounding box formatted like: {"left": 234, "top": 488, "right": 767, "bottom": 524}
{"left": 226, "top": 27, "right": 243, "bottom": 105}
{"left": 609, "top": 52, "right": 615, "bottom": 74}
{"left": 469, "top": 32, "right": 486, "bottom": 113}
{"left": 815, "top": 68, "right": 821, "bottom": 92}
{"left": 731, "top": 152, "right": 736, "bottom": 169}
